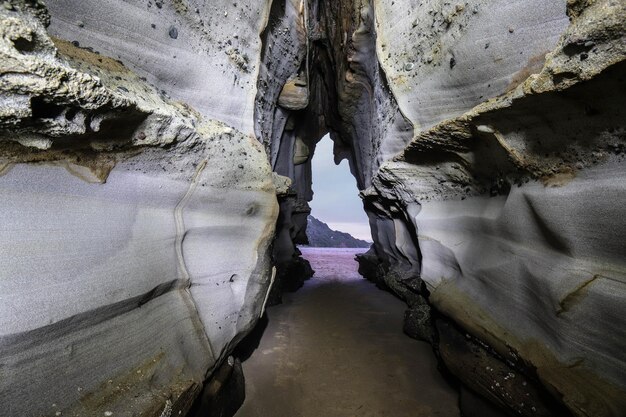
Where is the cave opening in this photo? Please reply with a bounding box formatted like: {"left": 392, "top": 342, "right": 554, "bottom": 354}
{"left": 256, "top": 0, "right": 426, "bottom": 312}
{"left": 308, "top": 134, "right": 371, "bottom": 243}
{"left": 246, "top": 0, "right": 591, "bottom": 415}
{"left": 257, "top": 0, "right": 384, "bottom": 267}
{"left": 240, "top": 0, "right": 463, "bottom": 415}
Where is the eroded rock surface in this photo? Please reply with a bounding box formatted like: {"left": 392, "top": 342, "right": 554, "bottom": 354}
{"left": 255, "top": 0, "right": 626, "bottom": 416}
{"left": 1, "top": 0, "right": 625, "bottom": 416}
{"left": 0, "top": 2, "right": 277, "bottom": 416}
{"left": 359, "top": 2, "right": 625, "bottom": 417}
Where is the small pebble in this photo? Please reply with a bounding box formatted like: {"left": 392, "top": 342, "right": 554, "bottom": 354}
{"left": 168, "top": 26, "right": 178, "bottom": 39}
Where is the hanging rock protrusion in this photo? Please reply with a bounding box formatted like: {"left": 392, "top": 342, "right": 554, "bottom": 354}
{"left": 278, "top": 72, "right": 309, "bottom": 110}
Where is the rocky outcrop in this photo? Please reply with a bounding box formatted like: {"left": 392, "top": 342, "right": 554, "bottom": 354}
{"left": 255, "top": 0, "right": 626, "bottom": 416}
{"left": 354, "top": 2, "right": 625, "bottom": 417}
{"left": 0, "top": 2, "right": 277, "bottom": 416}
{"left": 305, "top": 215, "right": 370, "bottom": 248}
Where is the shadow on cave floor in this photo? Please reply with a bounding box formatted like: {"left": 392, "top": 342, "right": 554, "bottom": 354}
{"left": 234, "top": 247, "right": 460, "bottom": 417}
{"left": 234, "top": 313, "right": 270, "bottom": 362}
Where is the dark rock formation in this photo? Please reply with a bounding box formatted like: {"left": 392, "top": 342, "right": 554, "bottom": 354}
{"left": 189, "top": 357, "right": 246, "bottom": 417}
{"left": 435, "top": 319, "right": 572, "bottom": 417}
{"left": 305, "top": 215, "right": 370, "bottom": 248}
{"left": 266, "top": 249, "right": 314, "bottom": 306}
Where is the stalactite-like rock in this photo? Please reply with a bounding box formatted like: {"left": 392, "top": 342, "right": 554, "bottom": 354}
{"left": 278, "top": 74, "right": 309, "bottom": 111}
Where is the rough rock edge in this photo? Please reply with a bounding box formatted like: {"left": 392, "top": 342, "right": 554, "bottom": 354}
{"left": 0, "top": 1, "right": 226, "bottom": 181}
{"left": 0, "top": 3, "right": 278, "bottom": 416}
{"left": 369, "top": 0, "right": 626, "bottom": 203}
{"left": 360, "top": 1, "right": 626, "bottom": 416}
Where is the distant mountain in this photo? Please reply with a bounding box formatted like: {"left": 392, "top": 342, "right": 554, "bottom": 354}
{"left": 305, "top": 216, "right": 371, "bottom": 248}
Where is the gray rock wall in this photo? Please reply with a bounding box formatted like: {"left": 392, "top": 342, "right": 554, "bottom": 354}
{"left": 1, "top": 0, "right": 624, "bottom": 416}
{"left": 257, "top": 0, "right": 626, "bottom": 416}
{"left": 354, "top": 1, "right": 626, "bottom": 416}
{"left": 0, "top": 2, "right": 277, "bottom": 416}
{"left": 46, "top": 0, "right": 271, "bottom": 133}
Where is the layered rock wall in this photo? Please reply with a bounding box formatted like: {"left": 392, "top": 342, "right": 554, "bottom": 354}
{"left": 0, "top": 1, "right": 278, "bottom": 416}
{"left": 257, "top": 0, "right": 626, "bottom": 416}
{"left": 353, "top": 1, "right": 626, "bottom": 416}
{"left": 1, "top": 1, "right": 624, "bottom": 416}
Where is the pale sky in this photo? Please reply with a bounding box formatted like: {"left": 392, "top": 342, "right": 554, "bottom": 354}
{"left": 309, "top": 135, "right": 372, "bottom": 242}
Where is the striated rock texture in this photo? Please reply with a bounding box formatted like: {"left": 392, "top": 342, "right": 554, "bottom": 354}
{"left": 1, "top": 0, "right": 625, "bottom": 416}
{"left": 376, "top": 2, "right": 625, "bottom": 416}
{"left": 256, "top": 0, "right": 626, "bottom": 416}
{"left": 355, "top": 2, "right": 625, "bottom": 417}
{"left": 0, "top": 1, "right": 278, "bottom": 416}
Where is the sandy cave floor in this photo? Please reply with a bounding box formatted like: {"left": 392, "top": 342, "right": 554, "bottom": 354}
{"left": 235, "top": 247, "right": 460, "bottom": 417}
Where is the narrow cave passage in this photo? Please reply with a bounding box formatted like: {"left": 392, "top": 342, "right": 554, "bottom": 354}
{"left": 1, "top": 1, "right": 623, "bottom": 416}
{"left": 236, "top": 248, "right": 459, "bottom": 417}
{"left": 243, "top": 0, "right": 462, "bottom": 412}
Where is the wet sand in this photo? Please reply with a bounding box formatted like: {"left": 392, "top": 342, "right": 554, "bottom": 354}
{"left": 235, "top": 247, "right": 460, "bottom": 417}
